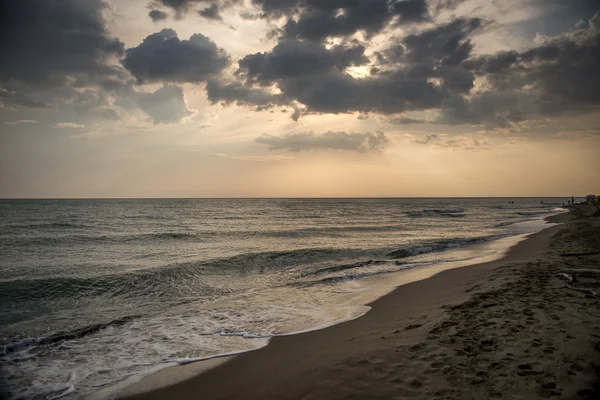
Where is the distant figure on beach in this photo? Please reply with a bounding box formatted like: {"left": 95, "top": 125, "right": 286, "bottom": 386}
{"left": 541, "top": 200, "right": 544, "bottom": 204}
{"left": 572, "top": 196, "right": 575, "bottom": 204}
{"left": 586, "top": 195, "right": 597, "bottom": 216}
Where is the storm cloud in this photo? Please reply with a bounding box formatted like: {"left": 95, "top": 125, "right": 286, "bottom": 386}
{"left": 0, "top": 0, "right": 125, "bottom": 92}
{"left": 199, "top": 4, "right": 223, "bottom": 20}
{"left": 280, "top": 0, "right": 429, "bottom": 42}
{"left": 148, "top": 0, "right": 241, "bottom": 19}
{"left": 149, "top": 9, "right": 169, "bottom": 21}
{"left": 255, "top": 131, "right": 388, "bottom": 152}
{"left": 232, "top": 18, "right": 482, "bottom": 117}
{"left": 1, "top": 0, "right": 600, "bottom": 131}
{"left": 205, "top": 79, "right": 288, "bottom": 109}
{"left": 238, "top": 41, "right": 368, "bottom": 85}
{"left": 121, "top": 29, "right": 230, "bottom": 84}
{"left": 442, "top": 10, "right": 600, "bottom": 125}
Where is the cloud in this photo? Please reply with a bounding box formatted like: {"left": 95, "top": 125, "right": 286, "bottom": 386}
{"left": 55, "top": 122, "right": 85, "bottom": 129}
{"left": 408, "top": 133, "right": 490, "bottom": 150}
{"left": 0, "top": 0, "right": 136, "bottom": 123}
{"left": 410, "top": 132, "right": 440, "bottom": 144}
{"left": 199, "top": 4, "right": 222, "bottom": 20}
{"left": 205, "top": 79, "right": 287, "bottom": 109}
{"left": 121, "top": 29, "right": 230, "bottom": 84}
{"left": 226, "top": 18, "right": 483, "bottom": 118}
{"left": 249, "top": 0, "right": 299, "bottom": 17}
{"left": 280, "top": 0, "right": 430, "bottom": 42}
{"left": 149, "top": 0, "right": 200, "bottom": 18}
{"left": 448, "top": 10, "right": 600, "bottom": 125}
{"left": 2, "top": 0, "right": 599, "bottom": 132}
{"left": 4, "top": 120, "right": 37, "bottom": 125}
{"left": 0, "top": 0, "right": 125, "bottom": 91}
{"left": 255, "top": 131, "right": 388, "bottom": 152}
{"left": 149, "top": 9, "right": 169, "bottom": 21}
{"left": 148, "top": 0, "right": 241, "bottom": 19}
{"left": 135, "top": 85, "right": 194, "bottom": 123}
{"left": 238, "top": 41, "right": 368, "bottom": 85}
{"left": 0, "top": 88, "right": 49, "bottom": 108}
{"left": 215, "top": 153, "right": 296, "bottom": 161}
{"left": 393, "top": 116, "right": 426, "bottom": 124}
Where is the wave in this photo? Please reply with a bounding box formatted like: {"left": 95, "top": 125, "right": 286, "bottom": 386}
{"left": 0, "top": 247, "right": 368, "bottom": 303}
{"left": 1, "top": 316, "right": 138, "bottom": 356}
{"left": 0, "top": 231, "right": 203, "bottom": 246}
{"left": 405, "top": 208, "right": 466, "bottom": 218}
{"left": 494, "top": 218, "right": 536, "bottom": 227}
{"left": 215, "top": 330, "right": 272, "bottom": 339}
{"left": 291, "top": 263, "right": 431, "bottom": 288}
{"left": 386, "top": 234, "right": 506, "bottom": 259}
{"left": 1, "top": 231, "right": 515, "bottom": 305}
{"left": 125, "top": 232, "right": 198, "bottom": 241}
{"left": 515, "top": 211, "right": 551, "bottom": 216}
{"left": 310, "top": 260, "right": 387, "bottom": 276}
{"left": 295, "top": 234, "right": 511, "bottom": 284}
{"left": 0, "top": 224, "right": 410, "bottom": 246}
{"left": 6, "top": 222, "right": 91, "bottom": 230}
{"left": 269, "top": 225, "right": 406, "bottom": 238}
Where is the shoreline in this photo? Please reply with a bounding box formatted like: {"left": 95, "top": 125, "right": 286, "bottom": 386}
{"left": 119, "top": 211, "right": 579, "bottom": 400}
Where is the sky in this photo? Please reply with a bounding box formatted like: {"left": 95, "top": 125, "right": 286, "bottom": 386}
{"left": 1, "top": 0, "right": 599, "bottom": 198}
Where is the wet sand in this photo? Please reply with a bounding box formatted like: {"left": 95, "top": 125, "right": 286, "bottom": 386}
{"left": 121, "top": 207, "right": 600, "bottom": 400}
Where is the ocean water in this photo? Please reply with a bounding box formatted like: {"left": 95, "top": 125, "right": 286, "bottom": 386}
{"left": 0, "top": 198, "right": 566, "bottom": 399}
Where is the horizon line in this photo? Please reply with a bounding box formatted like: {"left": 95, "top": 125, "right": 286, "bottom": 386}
{"left": 0, "top": 196, "right": 581, "bottom": 200}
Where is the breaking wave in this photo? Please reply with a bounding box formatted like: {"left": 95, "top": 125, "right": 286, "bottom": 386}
{"left": 1, "top": 316, "right": 139, "bottom": 356}
{"left": 405, "top": 208, "right": 466, "bottom": 218}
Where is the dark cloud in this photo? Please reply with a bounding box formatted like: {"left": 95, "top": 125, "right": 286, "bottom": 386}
{"left": 401, "top": 18, "right": 482, "bottom": 66}
{"left": 248, "top": 0, "right": 299, "bottom": 18}
{"left": 152, "top": 0, "right": 430, "bottom": 40}
{"left": 279, "top": 0, "right": 429, "bottom": 41}
{"left": 238, "top": 41, "right": 368, "bottom": 85}
{"left": 430, "top": 0, "right": 467, "bottom": 14}
{"left": 445, "top": 10, "right": 600, "bottom": 126}
{"left": 205, "top": 79, "right": 287, "bottom": 109}
{"left": 150, "top": 0, "right": 198, "bottom": 18}
{"left": 199, "top": 4, "right": 222, "bottom": 20}
{"left": 149, "top": 9, "right": 169, "bottom": 21}
{"left": 256, "top": 131, "right": 388, "bottom": 152}
{"left": 281, "top": 1, "right": 389, "bottom": 41}
{"left": 149, "top": 0, "right": 240, "bottom": 19}
{"left": 231, "top": 18, "right": 482, "bottom": 118}
{"left": 0, "top": 0, "right": 125, "bottom": 92}
{"left": 0, "top": 89, "right": 49, "bottom": 108}
{"left": 392, "top": 0, "right": 431, "bottom": 24}
{"left": 121, "top": 29, "right": 230, "bottom": 84}
{"left": 135, "top": 85, "right": 194, "bottom": 123}
{"left": 393, "top": 116, "right": 425, "bottom": 124}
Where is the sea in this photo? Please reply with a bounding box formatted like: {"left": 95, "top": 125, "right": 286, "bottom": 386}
{"left": 0, "top": 198, "right": 568, "bottom": 399}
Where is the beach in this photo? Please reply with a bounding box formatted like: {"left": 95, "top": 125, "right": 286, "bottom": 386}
{"left": 121, "top": 207, "right": 600, "bottom": 400}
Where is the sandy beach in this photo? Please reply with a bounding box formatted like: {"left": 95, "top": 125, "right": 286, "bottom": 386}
{"left": 121, "top": 206, "right": 600, "bottom": 400}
